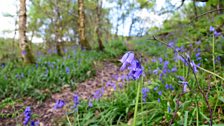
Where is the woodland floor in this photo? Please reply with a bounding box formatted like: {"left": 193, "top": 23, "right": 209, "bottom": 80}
{"left": 0, "top": 60, "right": 130, "bottom": 126}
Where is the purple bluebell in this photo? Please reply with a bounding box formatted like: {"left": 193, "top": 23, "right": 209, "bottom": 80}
{"left": 181, "top": 81, "right": 188, "bottom": 93}
{"left": 154, "top": 86, "right": 158, "bottom": 91}
{"left": 168, "top": 41, "right": 175, "bottom": 48}
{"left": 168, "top": 106, "right": 171, "bottom": 113}
{"left": 171, "top": 67, "right": 177, "bottom": 72}
{"left": 93, "top": 88, "right": 104, "bottom": 100}
{"left": 158, "top": 57, "right": 163, "bottom": 63}
{"left": 106, "top": 81, "right": 116, "bottom": 90}
{"left": 152, "top": 58, "right": 157, "bottom": 63}
{"left": 119, "top": 52, "right": 135, "bottom": 71}
{"left": 196, "top": 52, "right": 201, "bottom": 61}
{"left": 88, "top": 100, "right": 93, "bottom": 108}
{"left": 158, "top": 91, "right": 162, "bottom": 96}
{"left": 21, "top": 50, "right": 27, "bottom": 55}
{"left": 158, "top": 98, "right": 161, "bottom": 103}
{"left": 23, "top": 106, "right": 31, "bottom": 125}
{"left": 153, "top": 69, "right": 159, "bottom": 75}
{"left": 142, "top": 87, "right": 149, "bottom": 102}
{"left": 190, "top": 61, "right": 198, "bottom": 73}
{"left": 165, "top": 84, "right": 169, "bottom": 90}
{"left": 210, "top": 26, "right": 215, "bottom": 32}
{"left": 163, "top": 61, "right": 169, "bottom": 68}
{"left": 177, "top": 76, "right": 185, "bottom": 81}
{"left": 214, "top": 31, "right": 221, "bottom": 37}
{"left": 54, "top": 99, "right": 65, "bottom": 109}
{"left": 1, "top": 63, "right": 5, "bottom": 68}
{"left": 31, "top": 121, "right": 39, "bottom": 126}
{"left": 127, "top": 59, "right": 143, "bottom": 80}
{"left": 35, "top": 63, "right": 38, "bottom": 68}
{"left": 73, "top": 94, "right": 79, "bottom": 109}
{"left": 196, "top": 40, "right": 201, "bottom": 45}
{"left": 118, "top": 83, "right": 123, "bottom": 89}
{"left": 177, "top": 54, "right": 188, "bottom": 65}
{"left": 66, "top": 67, "right": 70, "bottom": 74}
{"left": 120, "top": 52, "right": 143, "bottom": 80}
{"left": 165, "top": 84, "right": 174, "bottom": 90}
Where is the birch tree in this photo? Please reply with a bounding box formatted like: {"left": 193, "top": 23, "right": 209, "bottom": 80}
{"left": 19, "top": 0, "right": 35, "bottom": 64}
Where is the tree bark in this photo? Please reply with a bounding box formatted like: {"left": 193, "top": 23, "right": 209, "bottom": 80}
{"left": 19, "top": 0, "right": 35, "bottom": 64}
{"left": 78, "top": 0, "right": 91, "bottom": 50}
{"left": 96, "top": 0, "right": 104, "bottom": 51}
{"left": 54, "top": 0, "right": 63, "bottom": 56}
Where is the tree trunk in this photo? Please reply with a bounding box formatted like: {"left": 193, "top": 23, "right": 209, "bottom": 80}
{"left": 55, "top": 0, "right": 63, "bottom": 56}
{"left": 19, "top": 0, "right": 35, "bottom": 64}
{"left": 78, "top": 0, "right": 91, "bottom": 50}
{"left": 96, "top": 0, "right": 104, "bottom": 51}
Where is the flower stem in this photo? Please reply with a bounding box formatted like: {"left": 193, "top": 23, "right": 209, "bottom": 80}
{"left": 133, "top": 80, "right": 141, "bottom": 126}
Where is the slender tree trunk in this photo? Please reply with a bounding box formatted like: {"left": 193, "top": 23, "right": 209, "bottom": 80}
{"left": 19, "top": 0, "right": 35, "bottom": 64}
{"left": 96, "top": 0, "right": 104, "bottom": 51}
{"left": 55, "top": 0, "right": 63, "bottom": 56}
{"left": 78, "top": 0, "right": 91, "bottom": 50}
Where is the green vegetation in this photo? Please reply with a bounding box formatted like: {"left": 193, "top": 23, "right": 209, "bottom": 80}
{"left": 0, "top": 0, "right": 224, "bottom": 126}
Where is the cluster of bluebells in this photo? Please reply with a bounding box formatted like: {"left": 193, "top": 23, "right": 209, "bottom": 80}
{"left": 210, "top": 26, "right": 222, "bottom": 37}
{"left": 23, "top": 106, "right": 39, "bottom": 126}
{"left": 54, "top": 99, "right": 65, "bottom": 109}
{"left": 142, "top": 87, "right": 150, "bottom": 102}
{"left": 119, "top": 51, "right": 143, "bottom": 80}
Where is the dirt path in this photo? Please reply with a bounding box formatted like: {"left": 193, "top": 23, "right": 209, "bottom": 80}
{"left": 0, "top": 61, "right": 129, "bottom": 126}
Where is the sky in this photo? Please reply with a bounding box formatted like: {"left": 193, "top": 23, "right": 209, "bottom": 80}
{"left": 0, "top": 0, "right": 184, "bottom": 42}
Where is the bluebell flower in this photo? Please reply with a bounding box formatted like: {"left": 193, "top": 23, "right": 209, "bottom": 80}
{"left": 181, "top": 81, "right": 188, "bottom": 93}
{"left": 210, "top": 26, "right": 215, "bottom": 32}
{"left": 158, "top": 98, "right": 161, "bottom": 103}
{"left": 23, "top": 106, "right": 31, "bottom": 125}
{"left": 168, "top": 106, "right": 171, "bottom": 113}
{"left": 106, "top": 81, "right": 116, "bottom": 90}
{"left": 73, "top": 94, "right": 79, "bottom": 109}
{"left": 93, "top": 88, "right": 104, "bottom": 100}
{"left": 21, "top": 50, "right": 27, "bottom": 55}
{"left": 168, "top": 41, "right": 175, "bottom": 48}
{"left": 88, "top": 100, "right": 93, "bottom": 108}
{"left": 142, "top": 87, "right": 149, "bottom": 102}
{"left": 177, "top": 76, "right": 185, "bottom": 81}
{"left": 119, "top": 52, "right": 135, "bottom": 71}
{"left": 214, "top": 31, "right": 221, "bottom": 37}
{"left": 196, "top": 40, "right": 201, "bottom": 45}
{"left": 31, "top": 121, "right": 39, "bottom": 126}
{"left": 190, "top": 61, "right": 198, "bottom": 73}
{"left": 163, "top": 61, "right": 169, "bottom": 68}
{"left": 153, "top": 69, "right": 159, "bottom": 75}
{"left": 158, "top": 57, "right": 163, "bottom": 63}
{"left": 154, "top": 86, "right": 158, "bottom": 91}
{"left": 66, "top": 67, "right": 70, "bottom": 74}
{"left": 118, "top": 83, "right": 123, "bottom": 89}
{"left": 171, "top": 67, "right": 177, "bottom": 72}
{"left": 35, "top": 63, "right": 38, "bottom": 68}
{"left": 127, "top": 59, "right": 143, "bottom": 80}
{"left": 1, "top": 63, "right": 5, "bottom": 68}
{"left": 165, "top": 84, "right": 174, "bottom": 90}
{"left": 152, "top": 58, "right": 157, "bottom": 63}
{"left": 120, "top": 52, "right": 143, "bottom": 80}
{"left": 54, "top": 99, "right": 65, "bottom": 109}
{"left": 158, "top": 91, "right": 162, "bottom": 96}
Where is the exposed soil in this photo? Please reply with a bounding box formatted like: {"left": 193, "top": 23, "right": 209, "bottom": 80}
{"left": 0, "top": 61, "right": 129, "bottom": 126}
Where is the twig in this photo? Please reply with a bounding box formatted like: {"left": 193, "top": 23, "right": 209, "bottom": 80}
{"left": 194, "top": 8, "right": 224, "bottom": 19}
